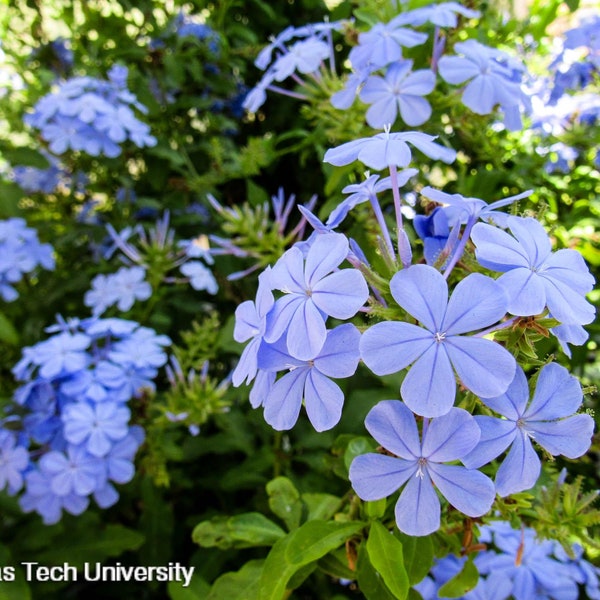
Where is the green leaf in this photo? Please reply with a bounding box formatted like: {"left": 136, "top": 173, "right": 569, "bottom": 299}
{"left": 317, "top": 548, "right": 355, "bottom": 581}
{"left": 34, "top": 522, "right": 144, "bottom": 570}
{"left": 394, "top": 532, "right": 434, "bottom": 585}
{"left": 0, "top": 311, "right": 19, "bottom": 345}
{"left": 301, "top": 493, "right": 342, "bottom": 522}
{"left": 168, "top": 574, "right": 210, "bottom": 600}
{"left": 356, "top": 540, "right": 397, "bottom": 600}
{"left": 344, "top": 437, "right": 377, "bottom": 472}
{"left": 258, "top": 520, "right": 365, "bottom": 600}
{"left": 0, "top": 182, "right": 22, "bottom": 217}
{"left": 266, "top": 477, "right": 303, "bottom": 531}
{"left": 364, "top": 498, "right": 387, "bottom": 520}
{"left": 366, "top": 522, "right": 409, "bottom": 600}
{"left": 206, "top": 560, "right": 263, "bottom": 600}
{"left": 437, "top": 555, "right": 479, "bottom": 598}
{"left": 192, "top": 513, "right": 285, "bottom": 550}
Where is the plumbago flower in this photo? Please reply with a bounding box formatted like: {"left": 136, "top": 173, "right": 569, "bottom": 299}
{"left": 263, "top": 232, "right": 369, "bottom": 361}
{"left": 256, "top": 323, "right": 361, "bottom": 431}
{"left": 438, "top": 39, "right": 529, "bottom": 130}
{"left": 471, "top": 215, "right": 596, "bottom": 331}
{"left": 463, "top": 363, "right": 594, "bottom": 497}
{"left": 349, "top": 401, "right": 495, "bottom": 536}
{"left": 360, "top": 264, "right": 516, "bottom": 417}
{"left": 359, "top": 60, "right": 435, "bottom": 128}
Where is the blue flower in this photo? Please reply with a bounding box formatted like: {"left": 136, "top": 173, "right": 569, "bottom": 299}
{"left": 462, "top": 363, "right": 594, "bottom": 496}
{"left": 0, "top": 430, "right": 29, "bottom": 495}
{"left": 180, "top": 261, "right": 218, "bottom": 294}
{"left": 264, "top": 233, "right": 369, "bottom": 360}
{"left": 438, "top": 39, "right": 527, "bottom": 130}
{"left": 359, "top": 60, "right": 435, "bottom": 128}
{"left": 232, "top": 268, "right": 274, "bottom": 389}
{"left": 471, "top": 215, "right": 596, "bottom": 327}
{"left": 323, "top": 127, "right": 457, "bottom": 170}
{"left": 360, "top": 264, "right": 516, "bottom": 417}
{"left": 404, "top": 2, "right": 481, "bottom": 28}
{"left": 85, "top": 266, "right": 152, "bottom": 315}
{"left": 256, "top": 323, "right": 361, "bottom": 431}
{"left": 28, "top": 331, "right": 91, "bottom": 379}
{"left": 271, "top": 37, "right": 330, "bottom": 81}
{"left": 349, "top": 401, "right": 495, "bottom": 536}
{"left": 62, "top": 401, "right": 131, "bottom": 457}
{"left": 39, "top": 445, "right": 104, "bottom": 496}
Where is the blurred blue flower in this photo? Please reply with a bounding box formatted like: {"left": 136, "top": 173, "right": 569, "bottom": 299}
{"left": 349, "top": 401, "right": 495, "bottom": 536}
{"left": 85, "top": 266, "right": 152, "bottom": 315}
{"left": 0, "top": 430, "right": 29, "bottom": 495}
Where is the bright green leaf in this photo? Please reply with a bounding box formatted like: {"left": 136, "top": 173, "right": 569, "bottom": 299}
{"left": 394, "top": 532, "right": 434, "bottom": 585}
{"left": 266, "top": 477, "right": 303, "bottom": 531}
{"left": 437, "top": 555, "right": 479, "bottom": 598}
{"left": 168, "top": 574, "right": 210, "bottom": 600}
{"left": 301, "top": 493, "right": 342, "bottom": 522}
{"left": 356, "top": 540, "right": 397, "bottom": 600}
{"left": 366, "top": 522, "right": 409, "bottom": 600}
{"left": 206, "top": 560, "right": 263, "bottom": 600}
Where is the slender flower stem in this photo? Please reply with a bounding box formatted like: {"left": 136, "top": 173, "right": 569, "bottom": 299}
{"left": 368, "top": 192, "right": 395, "bottom": 259}
{"left": 443, "top": 214, "right": 477, "bottom": 279}
{"left": 266, "top": 85, "right": 309, "bottom": 100}
{"left": 388, "top": 164, "right": 412, "bottom": 269}
{"left": 474, "top": 316, "right": 520, "bottom": 338}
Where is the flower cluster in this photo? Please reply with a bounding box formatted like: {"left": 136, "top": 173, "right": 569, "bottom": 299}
{"left": 0, "top": 218, "right": 55, "bottom": 302}
{"left": 245, "top": 4, "right": 531, "bottom": 131}
{"left": 0, "top": 316, "right": 170, "bottom": 523}
{"left": 100, "top": 212, "right": 218, "bottom": 298}
{"left": 233, "top": 123, "right": 595, "bottom": 536}
{"left": 415, "top": 521, "right": 600, "bottom": 599}
{"left": 25, "top": 65, "right": 156, "bottom": 158}
{"left": 232, "top": 232, "right": 369, "bottom": 431}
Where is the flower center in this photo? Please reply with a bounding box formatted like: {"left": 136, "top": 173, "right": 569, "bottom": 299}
{"left": 434, "top": 331, "right": 446, "bottom": 343}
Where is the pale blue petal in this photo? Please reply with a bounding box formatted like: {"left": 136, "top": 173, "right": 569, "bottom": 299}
{"left": 422, "top": 408, "right": 480, "bottom": 461}
{"left": 397, "top": 132, "right": 457, "bottom": 163}
{"left": 445, "top": 336, "right": 516, "bottom": 399}
{"left": 541, "top": 275, "right": 596, "bottom": 325}
{"left": 359, "top": 76, "right": 390, "bottom": 104}
{"left": 366, "top": 97, "right": 399, "bottom": 129}
{"left": 364, "top": 400, "right": 421, "bottom": 459}
{"left": 232, "top": 337, "right": 260, "bottom": 386}
{"left": 398, "top": 95, "right": 432, "bottom": 126}
{"left": 462, "top": 75, "right": 497, "bottom": 114}
{"left": 263, "top": 368, "right": 308, "bottom": 430}
{"left": 443, "top": 273, "right": 507, "bottom": 334}
{"left": 314, "top": 323, "right": 361, "bottom": 378}
{"left": 438, "top": 55, "right": 481, "bottom": 84}
{"left": 402, "top": 69, "right": 436, "bottom": 95}
{"left": 349, "top": 453, "right": 416, "bottom": 501}
{"left": 512, "top": 564, "right": 536, "bottom": 600}
{"left": 401, "top": 343, "right": 456, "bottom": 418}
{"left": 543, "top": 249, "right": 595, "bottom": 295}
{"left": 305, "top": 233, "right": 349, "bottom": 287}
{"left": 286, "top": 299, "right": 327, "bottom": 360}
{"left": 497, "top": 269, "right": 546, "bottom": 316}
{"left": 395, "top": 471, "right": 440, "bottom": 536}
{"left": 461, "top": 416, "right": 517, "bottom": 469}
{"left": 360, "top": 321, "right": 433, "bottom": 376}
{"left": 263, "top": 294, "right": 303, "bottom": 343}
{"left": 312, "top": 269, "right": 369, "bottom": 319}
{"left": 390, "top": 264, "right": 447, "bottom": 332}
{"left": 471, "top": 222, "right": 529, "bottom": 271}
{"left": 481, "top": 366, "right": 528, "bottom": 420}
{"left": 257, "top": 337, "right": 304, "bottom": 372}
{"left": 495, "top": 430, "right": 540, "bottom": 496}
{"left": 233, "top": 300, "right": 259, "bottom": 343}
{"left": 256, "top": 267, "right": 275, "bottom": 317}
{"left": 507, "top": 216, "right": 552, "bottom": 268}
{"left": 525, "top": 363, "right": 583, "bottom": 420}
{"left": 271, "top": 246, "right": 306, "bottom": 293}
{"left": 304, "top": 370, "right": 344, "bottom": 431}
{"left": 530, "top": 415, "right": 594, "bottom": 458}
{"left": 358, "top": 137, "right": 412, "bottom": 170}
{"left": 323, "top": 138, "right": 371, "bottom": 166}
{"left": 88, "top": 430, "right": 112, "bottom": 457}
{"left": 249, "top": 370, "right": 275, "bottom": 409}
{"left": 428, "top": 463, "right": 495, "bottom": 517}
